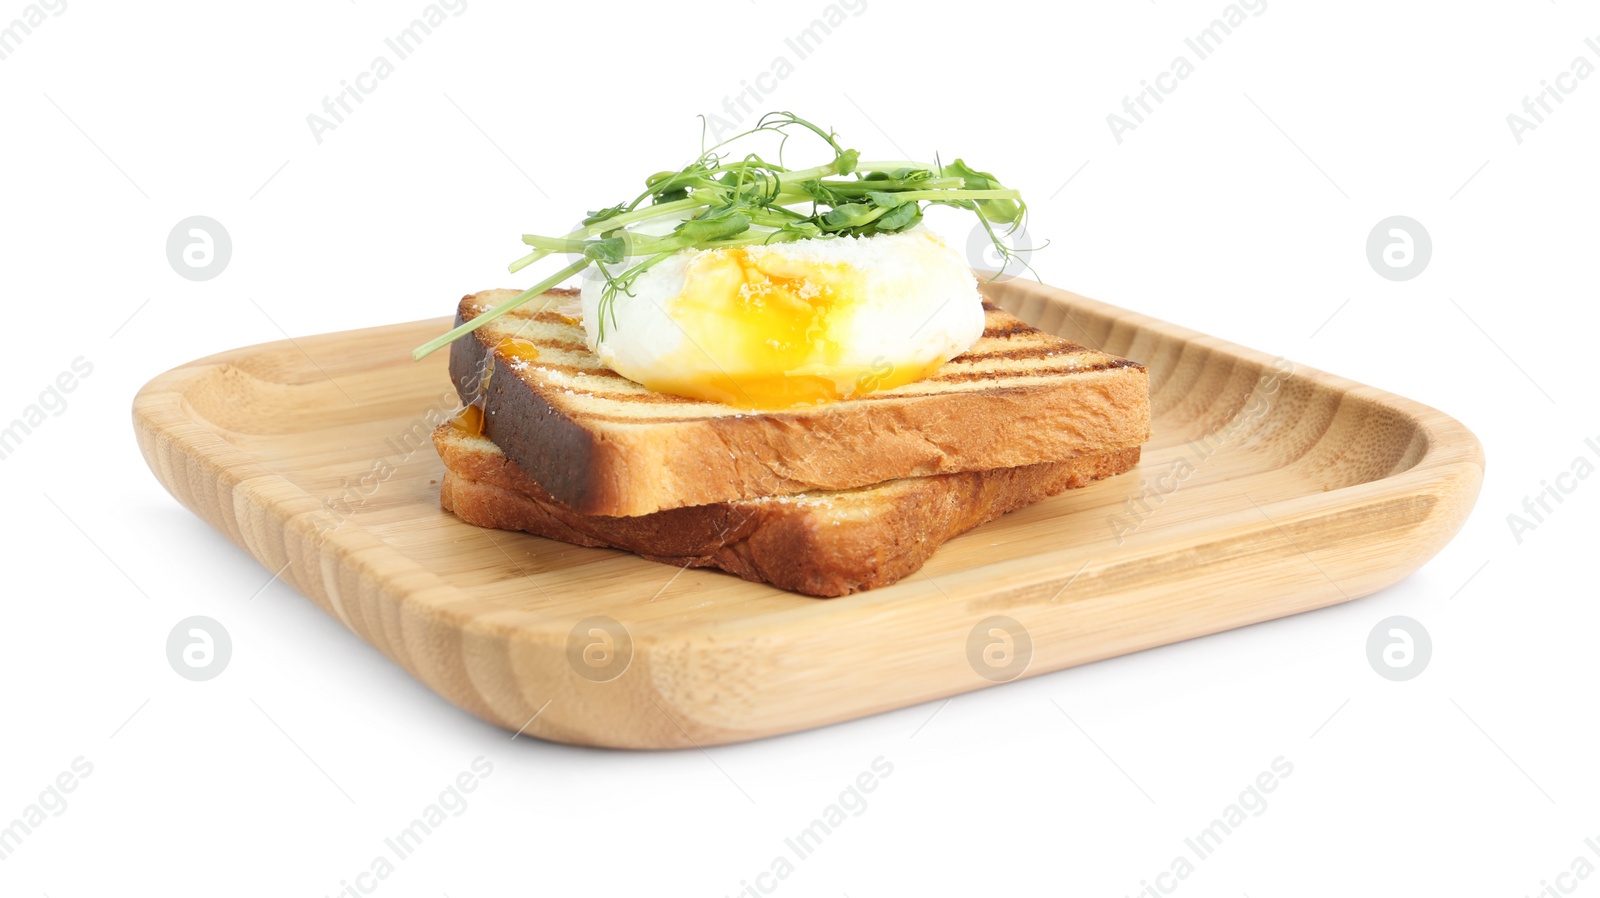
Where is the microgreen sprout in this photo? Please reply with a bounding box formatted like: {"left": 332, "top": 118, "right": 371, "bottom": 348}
{"left": 412, "top": 111, "right": 1033, "bottom": 360}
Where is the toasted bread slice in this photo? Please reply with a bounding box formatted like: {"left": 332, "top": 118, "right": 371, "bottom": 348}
{"left": 433, "top": 423, "right": 1141, "bottom": 597}
{"left": 448, "top": 289, "right": 1149, "bottom": 517}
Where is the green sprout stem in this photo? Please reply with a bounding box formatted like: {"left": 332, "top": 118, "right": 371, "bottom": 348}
{"left": 410, "top": 258, "right": 588, "bottom": 361}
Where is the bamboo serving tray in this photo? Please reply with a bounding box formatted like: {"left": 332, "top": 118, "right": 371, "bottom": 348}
{"left": 134, "top": 280, "right": 1483, "bottom": 748}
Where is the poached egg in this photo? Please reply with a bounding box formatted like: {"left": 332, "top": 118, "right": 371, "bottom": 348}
{"left": 579, "top": 230, "right": 983, "bottom": 410}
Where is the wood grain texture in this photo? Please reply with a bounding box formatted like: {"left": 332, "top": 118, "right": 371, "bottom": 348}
{"left": 132, "top": 279, "right": 1484, "bottom": 748}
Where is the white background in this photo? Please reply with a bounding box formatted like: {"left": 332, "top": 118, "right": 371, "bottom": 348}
{"left": 3, "top": 1, "right": 1597, "bottom": 895}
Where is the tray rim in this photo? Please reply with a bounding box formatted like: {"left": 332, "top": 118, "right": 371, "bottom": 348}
{"left": 132, "top": 280, "right": 1485, "bottom": 748}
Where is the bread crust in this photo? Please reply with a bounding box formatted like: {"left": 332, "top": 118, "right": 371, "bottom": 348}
{"left": 448, "top": 289, "right": 1150, "bottom": 517}
{"left": 435, "top": 424, "right": 1141, "bottom": 597}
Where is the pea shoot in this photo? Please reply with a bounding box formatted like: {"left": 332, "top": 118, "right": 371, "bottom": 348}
{"left": 412, "top": 111, "right": 1032, "bottom": 360}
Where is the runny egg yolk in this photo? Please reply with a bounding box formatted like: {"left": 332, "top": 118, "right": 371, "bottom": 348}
{"left": 449, "top": 337, "right": 540, "bottom": 435}
{"left": 640, "top": 247, "right": 941, "bottom": 409}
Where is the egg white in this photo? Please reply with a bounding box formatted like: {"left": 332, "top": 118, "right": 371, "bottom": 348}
{"left": 579, "top": 229, "right": 984, "bottom": 405}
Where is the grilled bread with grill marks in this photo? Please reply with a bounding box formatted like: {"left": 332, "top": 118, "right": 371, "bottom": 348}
{"left": 434, "top": 424, "right": 1142, "bottom": 597}
{"left": 448, "top": 289, "right": 1150, "bottom": 517}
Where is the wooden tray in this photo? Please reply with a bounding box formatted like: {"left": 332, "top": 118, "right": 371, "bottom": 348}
{"left": 133, "top": 280, "right": 1484, "bottom": 748}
